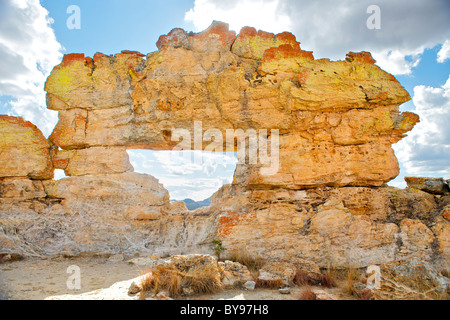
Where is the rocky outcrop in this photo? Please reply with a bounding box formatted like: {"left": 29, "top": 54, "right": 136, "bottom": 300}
{"left": 0, "top": 22, "right": 448, "bottom": 276}
{"left": 44, "top": 21, "right": 417, "bottom": 189}
{"left": 405, "top": 177, "right": 450, "bottom": 195}
{"left": 52, "top": 147, "right": 134, "bottom": 176}
{"left": 0, "top": 115, "right": 54, "bottom": 180}
{"left": 372, "top": 258, "right": 450, "bottom": 299}
{"left": 0, "top": 171, "right": 216, "bottom": 256}
{"left": 211, "top": 184, "right": 449, "bottom": 270}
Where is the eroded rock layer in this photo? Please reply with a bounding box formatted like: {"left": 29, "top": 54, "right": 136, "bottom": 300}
{"left": 0, "top": 116, "right": 54, "bottom": 180}
{"left": 211, "top": 184, "right": 450, "bottom": 269}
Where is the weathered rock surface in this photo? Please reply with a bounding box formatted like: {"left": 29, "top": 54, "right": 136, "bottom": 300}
{"left": 372, "top": 258, "right": 449, "bottom": 299}
{"left": 212, "top": 183, "right": 448, "bottom": 269}
{"left": 0, "top": 22, "right": 448, "bottom": 277}
{"left": 219, "top": 260, "right": 254, "bottom": 288}
{"left": 405, "top": 177, "right": 449, "bottom": 195}
{"left": 52, "top": 146, "right": 134, "bottom": 176}
{"left": 0, "top": 116, "right": 54, "bottom": 180}
{"left": 0, "top": 172, "right": 215, "bottom": 256}
{"left": 44, "top": 21, "right": 417, "bottom": 188}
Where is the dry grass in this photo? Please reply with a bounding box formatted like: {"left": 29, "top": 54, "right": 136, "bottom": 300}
{"left": 345, "top": 268, "right": 361, "bottom": 296}
{"left": 137, "top": 266, "right": 154, "bottom": 300}
{"left": 356, "top": 288, "right": 373, "bottom": 300}
{"left": 140, "top": 273, "right": 155, "bottom": 292}
{"left": 319, "top": 273, "right": 336, "bottom": 288}
{"left": 293, "top": 269, "right": 316, "bottom": 287}
{"left": 153, "top": 266, "right": 183, "bottom": 297}
{"left": 138, "top": 265, "right": 221, "bottom": 298}
{"left": 255, "top": 278, "right": 284, "bottom": 289}
{"left": 298, "top": 286, "right": 317, "bottom": 300}
{"left": 182, "top": 266, "right": 222, "bottom": 295}
{"left": 227, "top": 247, "right": 267, "bottom": 273}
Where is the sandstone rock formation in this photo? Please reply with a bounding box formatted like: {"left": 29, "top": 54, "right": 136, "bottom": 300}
{"left": 44, "top": 21, "right": 418, "bottom": 188}
{"left": 405, "top": 177, "right": 450, "bottom": 195}
{"left": 0, "top": 22, "right": 448, "bottom": 279}
{"left": 0, "top": 115, "right": 54, "bottom": 180}
{"left": 211, "top": 184, "right": 449, "bottom": 270}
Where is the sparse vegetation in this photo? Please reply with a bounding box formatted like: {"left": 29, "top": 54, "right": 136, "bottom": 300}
{"left": 226, "top": 247, "right": 267, "bottom": 273}
{"left": 345, "top": 268, "right": 362, "bottom": 296}
{"left": 294, "top": 269, "right": 317, "bottom": 287}
{"left": 212, "top": 240, "right": 227, "bottom": 261}
{"left": 152, "top": 265, "right": 183, "bottom": 297}
{"left": 298, "top": 286, "right": 317, "bottom": 300}
{"left": 182, "top": 265, "right": 223, "bottom": 295}
{"left": 319, "top": 273, "right": 336, "bottom": 288}
{"left": 137, "top": 264, "right": 222, "bottom": 299}
{"left": 255, "top": 278, "right": 284, "bottom": 289}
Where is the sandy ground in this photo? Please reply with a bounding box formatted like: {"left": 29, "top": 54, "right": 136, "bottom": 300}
{"left": 0, "top": 256, "right": 352, "bottom": 300}
{"left": 0, "top": 255, "right": 140, "bottom": 300}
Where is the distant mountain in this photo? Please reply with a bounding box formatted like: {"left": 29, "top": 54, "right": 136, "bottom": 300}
{"left": 181, "top": 198, "right": 211, "bottom": 210}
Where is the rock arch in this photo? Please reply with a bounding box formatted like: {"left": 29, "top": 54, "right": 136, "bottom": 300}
{"left": 3, "top": 22, "right": 449, "bottom": 271}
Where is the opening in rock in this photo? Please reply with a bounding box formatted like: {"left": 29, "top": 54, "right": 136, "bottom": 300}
{"left": 127, "top": 150, "right": 238, "bottom": 209}
{"left": 54, "top": 169, "right": 66, "bottom": 181}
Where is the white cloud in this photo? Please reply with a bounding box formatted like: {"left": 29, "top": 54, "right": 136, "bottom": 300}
{"left": 153, "top": 150, "right": 237, "bottom": 176}
{"left": 373, "top": 49, "right": 422, "bottom": 76}
{"left": 154, "top": 151, "right": 203, "bottom": 175}
{"left": 184, "top": 0, "right": 450, "bottom": 75}
{"left": 158, "top": 175, "right": 231, "bottom": 201}
{"left": 127, "top": 150, "right": 237, "bottom": 200}
{"left": 0, "top": 0, "right": 63, "bottom": 136}
{"left": 393, "top": 75, "right": 450, "bottom": 178}
{"left": 437, "top": 40, "right": 450, "bottom": 63}
{"left": 185, "top": 0, "right": 291, "bottom": 34}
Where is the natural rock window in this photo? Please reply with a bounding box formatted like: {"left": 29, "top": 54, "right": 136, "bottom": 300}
{"left": 127, "top": 150, "right": 237, "bottom": 204}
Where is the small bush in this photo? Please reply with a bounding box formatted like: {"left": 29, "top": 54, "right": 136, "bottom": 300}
{"left": 356, "top": 288, "right": 373, "bottom": 300}
{"left": 212, "top": 240, "right": 227, "bottom": 261}
{"left": 255, "top": 279, "right": 284, "bottom": 289}
{"left": 227, "top": 247, "right": 266, "bottom": 273}
{"left": 319, "top": 273, "right": 336, "bottom": 288}
{"left": 138, "top": 264, "right": 221, "bottom": 298}
{"left": 298, "top": 287, "right": 317, "bottom": 300}
{"left": 294, "top": 270, "right": 317, "bottom": 287}
{"left": 182, "top": 266, "right": 222, "bottom": 295}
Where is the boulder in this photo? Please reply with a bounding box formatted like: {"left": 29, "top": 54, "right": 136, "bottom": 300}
{"left": 219, "top": 260, "right": 254, "bottom": 288}
{"left": 53, "top": 147, "right": 134, "bottom": 176}
{"left": 372, "top": 258, "right": 450, "bottom": 299}
{"left": 405, "top": 177, "right": 449, "bottom": 195}
{"left": 0, "top": 116, "right": 53, "bottom": 180}
{"left": 257, "top": 261, "right": 298, "bottom": 286}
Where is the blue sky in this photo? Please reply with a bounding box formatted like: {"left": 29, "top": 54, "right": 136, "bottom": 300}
{"left": 41, "top": 0, "right": 194, "bottom": 55}
{"left": 1, "top": 0, "right": 449, "bottom": 200}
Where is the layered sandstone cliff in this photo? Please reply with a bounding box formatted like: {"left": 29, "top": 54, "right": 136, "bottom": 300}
{"left": 1, "top": 22, "right": 448, "bottom": 272}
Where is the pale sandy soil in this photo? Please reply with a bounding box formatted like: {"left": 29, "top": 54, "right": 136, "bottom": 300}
{"left": 0, "top": 256, "right": 353, "bottom": 300}
{"left": 0, "top": 256, "right": 140, "bottom": 300}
